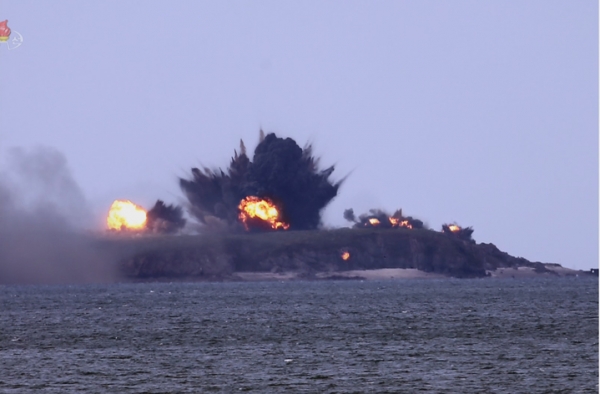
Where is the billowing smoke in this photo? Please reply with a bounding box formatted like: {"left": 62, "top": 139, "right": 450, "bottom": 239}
{"left": 344, "top": 208, "right": 424, "bottom": 229}
{"left": 146, "top": 200, "right": 186, "bottom": 234}
{"left": 0, "top": 146, "right": 116, "bottom": 284}
{"left": 343, "top": 208, "right": 356, "bottom": 223}
{"left": 180, "top": 132, "right": 342, "bottom": 231}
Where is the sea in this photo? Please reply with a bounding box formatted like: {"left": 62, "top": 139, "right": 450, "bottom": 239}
{"left": 0, "top": 277, "right": 597, "bottom": 393}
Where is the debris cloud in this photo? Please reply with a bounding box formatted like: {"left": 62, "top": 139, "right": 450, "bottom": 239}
{"left": 180, "top": 132, "right": 342, "bottom": 231}
{"left": 146, "top": 200, "right": 186, "bottom": 234}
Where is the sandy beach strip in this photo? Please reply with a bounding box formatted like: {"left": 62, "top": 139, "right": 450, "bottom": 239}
{"left": 233, "top": 266, "right": 587, "bottom": 282}
{"left": 233, "top": 268, "right": 446, "bottom": 281}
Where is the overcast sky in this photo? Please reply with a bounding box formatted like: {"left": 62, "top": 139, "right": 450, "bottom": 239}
{"left": 0, "top": 1, "right": 597, "bottom": 269}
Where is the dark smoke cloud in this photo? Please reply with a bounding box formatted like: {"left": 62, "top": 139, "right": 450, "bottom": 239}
{"left": 343, "top": 208, "right": 356, "bottom": 223}
{"left": 146, "top": 200, "right": 186, "bottom": 234}
{"left": 0, "top": 146, "right": 116, "bottom": 284}
{"left": 180, "top": 132, "right": 343, "bottom": 231}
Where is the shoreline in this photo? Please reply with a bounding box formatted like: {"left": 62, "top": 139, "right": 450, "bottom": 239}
{"left": 233, "top": 266, "right": 587, "bottom": 282}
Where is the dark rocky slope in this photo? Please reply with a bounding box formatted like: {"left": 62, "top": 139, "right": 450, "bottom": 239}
{"left": 100, "top": 228, "right": 558, "bottom": 280}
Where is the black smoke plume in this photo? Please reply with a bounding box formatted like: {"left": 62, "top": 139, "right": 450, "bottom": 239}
{"left": 442, "top": 223, "right": 475, "bottom": 242}
{"left": 180, "top": 132, "right": 342, "bottom": 231}
{"left": 343, "top": 208, "right": 356, "bottom": 223}
{"left": 344, "top": 208, "right": 424, "bottom": 229}
{"left": 146, "top": 200, "right": 186, "bottom": 234}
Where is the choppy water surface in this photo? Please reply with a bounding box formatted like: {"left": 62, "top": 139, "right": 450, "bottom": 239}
{"left": 0, "top": 277, "right": 597, "bottom": 393}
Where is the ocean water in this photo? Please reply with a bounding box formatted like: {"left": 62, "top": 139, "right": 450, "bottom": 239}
{"left": 0, "top": 277, "right": 597, "bottom": 393}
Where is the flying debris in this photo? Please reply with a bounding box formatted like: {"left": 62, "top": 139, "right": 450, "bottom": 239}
{"left": 180, "top": 132, "right": 343, "bottom": 231}
{"left": 442, "top": 223, "right": 474, "bottom": 242}
{"left": 344, "top": 208, "right": 424, "bottom": 229}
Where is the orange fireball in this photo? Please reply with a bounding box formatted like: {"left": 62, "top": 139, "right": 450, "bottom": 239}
{"left": 238, "top": 196, "right": 289, "bottom": 230}
{"left": 341, "top": 251, "right": 350, "bottom": 261}
{"left": 107, "top": 200, "right": 147, "bottom": 231}
{"left": 448, "top": 224, "right": 461, "bottom": 232}
{"left": 368, "top": 218, "right": 380, "bottom": 226}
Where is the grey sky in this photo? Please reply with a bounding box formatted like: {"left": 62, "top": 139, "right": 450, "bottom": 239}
{"left": 0, "top": 1, "right": 597, "bottom": 269}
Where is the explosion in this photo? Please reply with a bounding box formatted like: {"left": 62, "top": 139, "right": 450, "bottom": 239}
{"left": 400, "top": 220, "right": 412, "bottom": 229}
{"left": 389, "top": 217, "right": 413, "bottom": 229}
{"left": 238, "top": 196, "right": 289, "bottom": 231}
{"left": 448, "top": 224, "right": 461, "bottom": 232}
{"left": 106, "top": 199, "right": 186, "bottom": 234}
{"left": 442, "top": 223, "right": 475, "bottom": 242}
{"left": 341, "top": 250, "right": 350, "bottom": 261}
{"left": 344, "top": 208, "right": 423, "bottom": 230}
{"left": 180, "top": 132, "right": 342, "bottom": 232}
{"left": 107, "top": 200, "right": 147, "bottom": 231}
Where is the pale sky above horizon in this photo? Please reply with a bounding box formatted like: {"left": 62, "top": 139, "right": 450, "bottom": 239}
{"left": 0, "top": 1, "right": 597, "bottom": 269}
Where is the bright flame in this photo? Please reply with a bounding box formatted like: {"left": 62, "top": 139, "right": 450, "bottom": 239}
{"left": 389, "top": 217, "right": 412, "bottom": 229}
{"left": 399, "top": 220, "right": 413, "bottom": 229}
{"left": 449, "top": 224, "right": 461, "bottom": 232}
{"left": 238, "top": 196, "right": 290, "bottom": 230}
{"left": 341, "top": 251, "right": 350, "bottom": 261}
{"left": 107, "top": 200, "right": 147, "bottom": 231}
{"left": 368, "top": 218, "right": 380, "bottom": 226}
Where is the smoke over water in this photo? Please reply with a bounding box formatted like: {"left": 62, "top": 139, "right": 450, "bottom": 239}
{"left": 180, "top": 132, "right": 343, "bottom": 231}
{"left": 0, "top": 146, "right": 116, "bottom": 285}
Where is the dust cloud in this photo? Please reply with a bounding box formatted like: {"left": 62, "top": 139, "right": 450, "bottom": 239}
{"left": 0, "top": 146, "right": 116, "bottom": 284}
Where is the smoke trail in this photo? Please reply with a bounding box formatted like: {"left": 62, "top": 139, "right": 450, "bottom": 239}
{"left": 0, "top": 146, "right": 116, "bottom": 284}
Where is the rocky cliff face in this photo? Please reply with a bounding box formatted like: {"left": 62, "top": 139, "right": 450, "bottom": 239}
{"left": 108, "top": 228, "right": 554, "bottom": 280}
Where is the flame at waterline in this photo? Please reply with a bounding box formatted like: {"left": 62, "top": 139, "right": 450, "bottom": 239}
{"left": 107, "top": 200, "right": 147, "bottom": 231}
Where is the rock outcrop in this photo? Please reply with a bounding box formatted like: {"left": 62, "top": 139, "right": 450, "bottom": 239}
{"left": 102, "top": 228, "right": 558, "bottom": 281}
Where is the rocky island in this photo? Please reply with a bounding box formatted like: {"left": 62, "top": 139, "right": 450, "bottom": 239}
{"left": 99, "top": 227, "right": 581, "bottom": 282}
{"left": 100, "top": 132, "right": 584, "bottom": 282}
